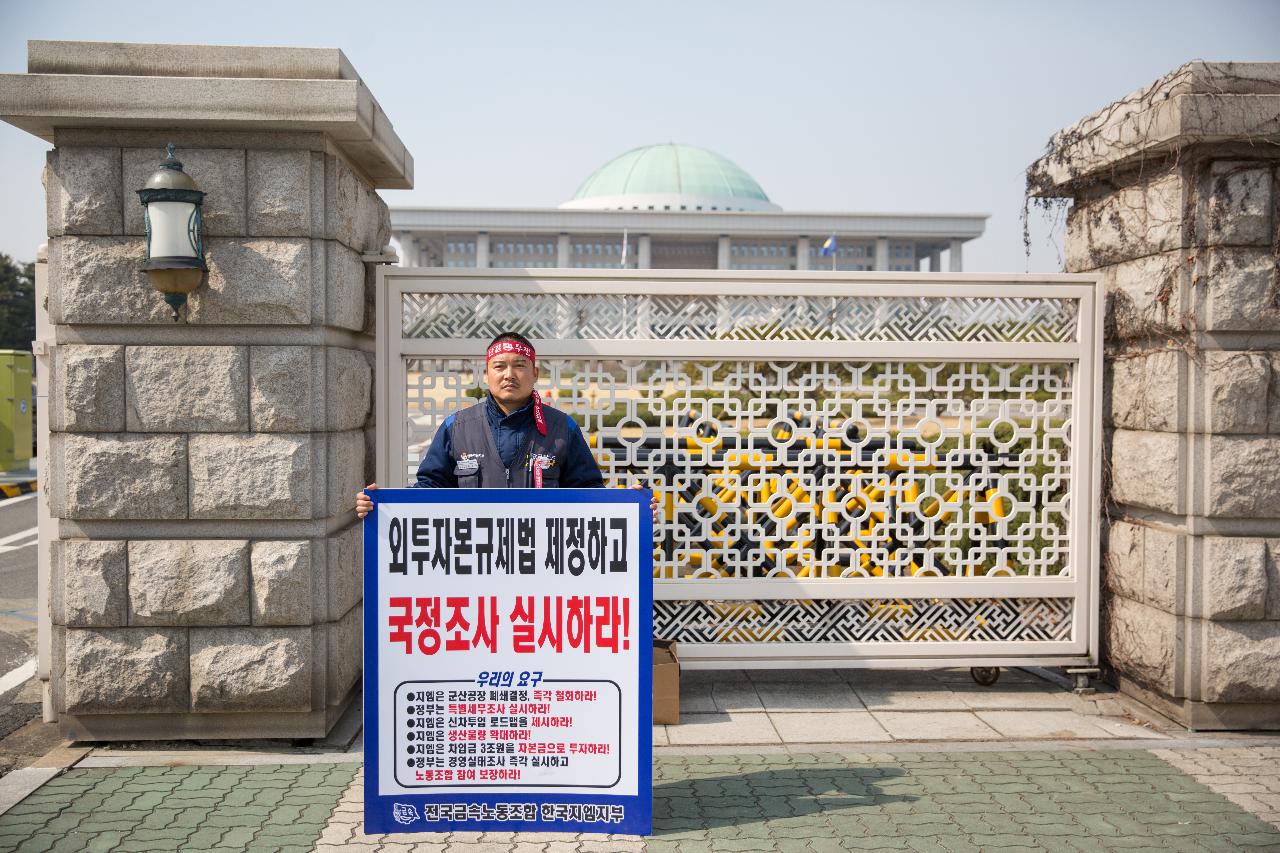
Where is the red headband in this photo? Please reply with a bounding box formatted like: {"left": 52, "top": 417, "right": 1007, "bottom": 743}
{"left": 485, "top": 340, "right": 545, "bottom": 436}
{"left": 486, "top": 340, "right": 535, "bottom": 364}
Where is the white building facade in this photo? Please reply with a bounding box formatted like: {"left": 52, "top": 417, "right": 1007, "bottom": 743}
{"left": 391, "top": 144, "right": 986, "bottom": 272}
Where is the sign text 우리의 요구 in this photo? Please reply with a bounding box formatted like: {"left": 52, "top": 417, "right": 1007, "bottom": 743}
{"left": 363, "top": 488, "right": 653, "bottom": 836}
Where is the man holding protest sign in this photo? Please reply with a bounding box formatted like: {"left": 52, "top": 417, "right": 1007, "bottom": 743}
{"left": 356, "top": 331, "right": 657, "bottom": 513}
{"left": 359, "top": 331, "right": 656, "bottom": 837}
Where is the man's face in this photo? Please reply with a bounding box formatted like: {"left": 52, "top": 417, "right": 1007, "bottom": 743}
{"left": 485, "top": 351, "right": 538, "bottom": 411}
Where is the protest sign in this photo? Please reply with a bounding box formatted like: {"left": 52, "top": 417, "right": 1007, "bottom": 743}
{"left": 363, "top": 488, "right": 653, "bottom": 836}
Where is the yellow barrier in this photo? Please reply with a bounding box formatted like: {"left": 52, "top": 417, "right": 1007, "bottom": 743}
{"left": 590, "top": 412, "right": 1022, "bottom": 587}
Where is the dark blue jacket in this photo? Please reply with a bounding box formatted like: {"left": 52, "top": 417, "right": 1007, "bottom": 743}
{"left": 412, "top": 394, "right": 604, "bottom": 489}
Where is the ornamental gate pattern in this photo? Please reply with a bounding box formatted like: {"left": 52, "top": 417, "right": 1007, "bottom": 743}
{"left": 377, "top": 270, "right": 1102, "bottom": 668}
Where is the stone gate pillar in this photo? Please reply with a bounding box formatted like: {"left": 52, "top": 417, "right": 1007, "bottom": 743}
{"left": 1029, "top": 62, "right": 1280, "bottom": 729}
{"left": 0, "top": 40, "right": 412, "bottom": 739}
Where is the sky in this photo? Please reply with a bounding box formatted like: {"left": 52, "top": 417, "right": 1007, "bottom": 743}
{"left": 0, "top": 0, "right": 1277, "bottom": 272}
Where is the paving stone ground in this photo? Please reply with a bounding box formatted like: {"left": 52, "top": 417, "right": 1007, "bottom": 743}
{"left": 0, "top": 763, "right": 357, "bottom": 853}
{"left": 3, "top": 748, "right": 1280, "bottom": 852}
{"left": 1153, "top": 747, "right": 1280, "bottom": 830}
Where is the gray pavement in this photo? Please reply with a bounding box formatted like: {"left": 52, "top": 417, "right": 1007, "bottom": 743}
{"left": 654, "top": 667, "right": 1167, "bottom": 748}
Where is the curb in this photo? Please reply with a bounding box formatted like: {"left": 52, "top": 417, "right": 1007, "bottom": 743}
{"left": 0, "top": 768, "right": 59, "bottom": 817}
{"left": 0, "top": 742, "right": 88, "bottom": 818}
{"left": 0, "top": 481, "right": 36, "bottom": 499}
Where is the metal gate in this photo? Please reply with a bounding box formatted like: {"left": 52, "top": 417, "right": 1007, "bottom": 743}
{"left": 375, "top": 269, "right": 1102, "bottom": 669}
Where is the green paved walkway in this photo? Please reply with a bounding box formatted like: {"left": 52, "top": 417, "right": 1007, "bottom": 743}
{"left": 4, "top": 750, "right": 1280, "bottom": 852}
{"left": 0, "top": 763, "right": 357, "bottom": 853}
{"left": 645, "top": 751, "right": 1280, "bottom": 852}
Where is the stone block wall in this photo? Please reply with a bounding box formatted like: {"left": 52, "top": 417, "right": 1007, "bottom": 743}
{"left": 1030, "top": 62, "right": 1280, "bottom": 729}
{"left": 43, "top": 135, "right": 385, "bottom": 739}
{"left": 1095, "top": 157, "right": 1280, "bottom": 728}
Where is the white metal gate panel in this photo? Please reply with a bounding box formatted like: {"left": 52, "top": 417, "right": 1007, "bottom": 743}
{"left": 376, "top": 269, "right": 1102, "bottom": 669}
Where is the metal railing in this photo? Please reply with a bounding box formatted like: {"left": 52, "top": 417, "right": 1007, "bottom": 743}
{"left": 376, "top": 268, "right": 1102, "bottom": 669}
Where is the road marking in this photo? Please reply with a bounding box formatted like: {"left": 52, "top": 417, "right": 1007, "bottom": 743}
{"left": 0, "top": 526, "right": 37, "bottom": 547}
{"left": 0, "top": 658, "right": 36, "bottom": 695}
{"left": 0, "top": 608, "right": 37, "bottom": 623}
{"left": 0, "top": 492, "right": 36, "bottom": 508}
{"left": 0, "top": 541, "right": 36, "bottom": 554}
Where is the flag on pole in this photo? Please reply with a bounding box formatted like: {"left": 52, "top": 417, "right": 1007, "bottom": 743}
{"left": 819, "top": 234, "right": 837, "bottom": 257}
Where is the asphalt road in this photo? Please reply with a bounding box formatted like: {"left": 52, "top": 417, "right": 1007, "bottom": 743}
{"left": 0, "top": 492, "right": 44, "bottom": 777}
{"left": 0, "top": 493, "right": 37, "bottom": 676}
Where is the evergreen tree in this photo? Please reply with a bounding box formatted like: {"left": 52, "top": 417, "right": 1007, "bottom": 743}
{"left": 0, "top": 253, "right": 35, "bottom": 352}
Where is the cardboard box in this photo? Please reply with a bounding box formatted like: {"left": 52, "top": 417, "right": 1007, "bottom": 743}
{"left": 653, "top": 639, "right": 680, "bottom": 725}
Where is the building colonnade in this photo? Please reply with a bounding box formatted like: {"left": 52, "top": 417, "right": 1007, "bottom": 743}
{"left": 394, "top": 231, "right": 965, "bottom": 272}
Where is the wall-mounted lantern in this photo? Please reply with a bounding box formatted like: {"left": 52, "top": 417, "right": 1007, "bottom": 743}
{"left": 137, "top": 144, "right": 206, "bottom": 320}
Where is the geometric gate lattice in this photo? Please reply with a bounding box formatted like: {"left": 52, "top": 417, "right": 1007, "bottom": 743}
{"left": 378, "top": 270, "right": 1102, "bottom": 667}
{"left": 651, "top": 598, "right": 1073, "bottom": 643}
{"left": 405, "top": 359, "right": 1073, "bottom": 580}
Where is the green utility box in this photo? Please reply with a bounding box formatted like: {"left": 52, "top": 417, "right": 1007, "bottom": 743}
{"left": 0, "top": 350, "right": 34, "bottom": 472}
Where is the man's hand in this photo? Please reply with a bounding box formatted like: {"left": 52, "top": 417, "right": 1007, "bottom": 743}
{"left": 356, "top": 483, "right": 377, "bottom": 519}
{"left": 629, "top": 483, "right": 661, "bottom": 524}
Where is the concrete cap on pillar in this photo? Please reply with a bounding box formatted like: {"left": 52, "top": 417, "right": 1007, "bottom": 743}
{"left": 1027, "top": 61, "right": 1280, "bottom": 197}
{"left": 0, "top": 40, "right": 414, "bottom": 189}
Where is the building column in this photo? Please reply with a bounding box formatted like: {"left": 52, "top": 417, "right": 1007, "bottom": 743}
{"left": 638, "top": 235, "right": 651, "bottom": 269}
{"left": 0, "top": 40, "right": 408, "bottom": 741}
{"left": 949, "top": 239, "right": 963, "bottom": 272}
{"left": 796, "top": 236, "right": 810, "bottom": 271}
{"left": 717, "top": 235, "right": 730, "bottom": 270}
{"left": 556, "top": 233, "right": 570, "bottom": 268}
{"left": 476, "top": 232, "right": 490, "bottom": 269}
{"left": 874, "top": 237, "right": 889, "bottom": 271}
{"left": 928, "top": 250, "right": 942, "bottom": 272}
{"left": 1027, "top": 59, "right": 1280, "bottom": 731}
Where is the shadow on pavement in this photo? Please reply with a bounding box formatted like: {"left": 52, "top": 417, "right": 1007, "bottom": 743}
{"left": 651, "top": 766, "right": 915, "bottom": 834}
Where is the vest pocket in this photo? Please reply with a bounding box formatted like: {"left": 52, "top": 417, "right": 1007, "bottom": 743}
{"left": 454, "top": 456, "right": 482, "bottom": 488}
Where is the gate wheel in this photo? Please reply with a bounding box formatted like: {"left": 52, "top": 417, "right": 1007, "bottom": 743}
{"left": 970, "top": 666, "right": 1000, "bottom": 686}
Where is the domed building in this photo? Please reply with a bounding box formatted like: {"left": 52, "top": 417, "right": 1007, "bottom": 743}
{"left": 561, "top": 144, "right": 781, "bottom": 213}
{"left": 391, "top": 143, "right": 985, "bottom": 272}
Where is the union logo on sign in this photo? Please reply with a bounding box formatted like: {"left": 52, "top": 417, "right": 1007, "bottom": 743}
{"left": 392, "top": 803, "right": 419, "bottom": 825}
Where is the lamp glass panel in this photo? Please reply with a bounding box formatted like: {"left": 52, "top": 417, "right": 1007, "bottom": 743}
{"left": 148, "top": 201, "right": 198, "bottom": 258}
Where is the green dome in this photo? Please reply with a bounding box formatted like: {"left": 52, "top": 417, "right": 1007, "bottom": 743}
{"left": 561, "top": 144, "right": 780, "bottom": 212}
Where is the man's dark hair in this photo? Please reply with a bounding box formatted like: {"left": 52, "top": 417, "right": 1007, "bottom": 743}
{"left": 487, "top": 331, "right": 534, "bottom": 350}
